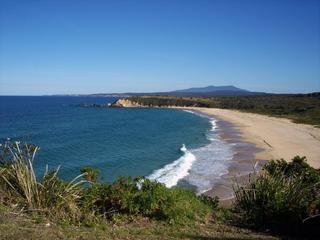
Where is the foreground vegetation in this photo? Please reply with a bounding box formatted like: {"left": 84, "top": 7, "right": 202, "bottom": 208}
{"left": 0, "top": 206, "right": 279, "bottom": 240}
{"left": 127, "top": 93, "right": 320, "bottom": 126}
{"left": 234, "top": 156, "right": 320, "bottom": 235}
{"left": 0, "top": 141, "right": 319, "bottom": 239}
{"left": 0, "top": 141, "right": 214, "bottom": 226}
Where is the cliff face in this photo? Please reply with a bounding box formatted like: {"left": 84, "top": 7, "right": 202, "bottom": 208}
{"left": 111, "top": 96, "right": 205, "bottom": 108}
{"left": 111, "top": 98, "right": 145, "bottom": 108}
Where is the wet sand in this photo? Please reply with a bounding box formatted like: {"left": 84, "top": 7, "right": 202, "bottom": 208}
{"left": 179, "top": 107, "right": 320, "bottom": 206}
{"left": 190, "top": 109, "right": 264, "bottom": 204}
{"left": 185, "top": 107, "right": 320, "bottom": 168}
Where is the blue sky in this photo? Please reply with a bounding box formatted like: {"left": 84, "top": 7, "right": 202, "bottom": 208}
{"left": 0, "top": 0, "right": 319, "bottom": 95}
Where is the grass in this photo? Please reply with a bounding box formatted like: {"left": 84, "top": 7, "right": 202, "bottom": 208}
{"left": 0, "top": 141, "right": 86, "bottom": 222}
{"left": 81, "top": 166, "right": 101, "bottom": 183}
{"left": 0, "top": 204, "right": 279, "bottom": 240}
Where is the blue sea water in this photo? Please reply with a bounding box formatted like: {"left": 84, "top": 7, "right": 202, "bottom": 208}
{"left": 0, "top": 96, "right": 234, "bottom": 193}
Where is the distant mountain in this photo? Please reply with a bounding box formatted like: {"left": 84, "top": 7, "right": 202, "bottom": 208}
{"left": 172, "top": 85, "right": 249, "bottom": 93}
{"left": 85, "top": 85, "right": 267, "bottom": 97}
{"left": 162, "top": 85, "right": 266, "bottom": 96}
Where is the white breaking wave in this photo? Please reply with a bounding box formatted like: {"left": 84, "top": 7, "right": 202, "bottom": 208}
{"left": 147, "top": 144, "right": 196, "bottom": 188}
{"left": 180, "top": 143, "right": 187, "bottom": 152}
{"left": 210, "top": 119, "right": 217, "bottom": 131}
{"left": 185, "top": 116, "right": 233, "bottom": 193}
{"left": 148, "top": 111, "right": 234, "bottom": 194}
{"left": 183, "top": 110, "right": 196, "bottom": 115}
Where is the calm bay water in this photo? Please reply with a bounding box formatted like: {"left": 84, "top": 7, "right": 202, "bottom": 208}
{"left": 0, "top": 96, "right": 233, "bottom": 193}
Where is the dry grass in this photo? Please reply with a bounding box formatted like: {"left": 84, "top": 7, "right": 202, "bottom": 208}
{"left": 0, "top": 141, "right": 86, "bottom": 221}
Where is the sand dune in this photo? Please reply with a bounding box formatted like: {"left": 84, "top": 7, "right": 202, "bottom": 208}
{"left": 186, "top": 107, "right": 320, "bottom": 169}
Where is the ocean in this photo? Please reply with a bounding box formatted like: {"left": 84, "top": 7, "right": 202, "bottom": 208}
{"left": 0, "top": 96, "right": 234, "bottom": 193}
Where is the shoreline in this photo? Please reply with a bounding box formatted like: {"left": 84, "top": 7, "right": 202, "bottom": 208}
{"left": 178, "top": 107, "right": 320, "bottom": 168}
{"left": 177, "top": 107, "right": 320, "bottom": 205}
{"left": 185, "top": 108, "right": 265, "bottom": 204}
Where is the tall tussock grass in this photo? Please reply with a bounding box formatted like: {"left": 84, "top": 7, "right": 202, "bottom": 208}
{"left": 234, "top": 156, "right": 320, "bottom": 236}
{"left": 0, "top": 141, "right": 86, "bottom": 221}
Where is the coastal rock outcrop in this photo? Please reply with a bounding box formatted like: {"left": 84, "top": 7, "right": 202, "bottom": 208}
{"left": 111, "top": 98, "right": 145, "bottom": 108}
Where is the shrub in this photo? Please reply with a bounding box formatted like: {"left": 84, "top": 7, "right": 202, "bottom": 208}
{"left": 264, "top": 156, "right": 320, "bottom": 185}
{"left": 80, "top": 166, "right": 100, "bottom": 183}
{"left": 83, "top": 177, "right": 214, "bottom": 223}
{"left": 234, "top": 156, "right": 320, "bottom": 235}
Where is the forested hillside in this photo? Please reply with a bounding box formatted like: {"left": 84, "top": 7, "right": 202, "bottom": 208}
{"left": 126, "top": 93, "right": 320, "bottom": 126}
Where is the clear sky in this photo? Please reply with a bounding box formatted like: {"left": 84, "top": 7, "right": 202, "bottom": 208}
{"left": 0, "top": 0, "right": 319, "bottom": 95}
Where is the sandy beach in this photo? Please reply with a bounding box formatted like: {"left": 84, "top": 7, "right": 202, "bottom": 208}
{"left": 185, "top": 107, "right": 320, "bottom": 169}
{"left": 172, "top": 107, "right": 320, "bottom": 205}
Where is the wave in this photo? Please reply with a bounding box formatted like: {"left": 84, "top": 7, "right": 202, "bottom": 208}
{"left": 180, "top": 143, "right": 187, "bottom": 152}
{"left": 184, "top": 109, "right": 217, "bottom": 131}
{"left": 185, "top": 116, "right": 233, "bottom": 193}
{"left": 210, "top": 119, "right": 217, "bottom": 131}
{"left": 183, "top": 110, "right": 196, "bottom": 115}
{"left": 148, "top": 111, "right": 234, "bottom": 194}
{"left": 147, "top": 144, "right": 196, "bottom": 188}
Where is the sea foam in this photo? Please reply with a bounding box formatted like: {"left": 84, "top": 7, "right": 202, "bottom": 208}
{"left": 186, "top": 117, "right": 234, "bottom": 193}
{"left": 147, "top": 144, "right": 196, "bottom": 188}
{"left": 148, "top": 111, "right": 234, "bottom": 194}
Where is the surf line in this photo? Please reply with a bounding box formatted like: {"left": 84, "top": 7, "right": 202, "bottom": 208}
{"left": 147, "top": 144, "right": 197, "bottom": 188}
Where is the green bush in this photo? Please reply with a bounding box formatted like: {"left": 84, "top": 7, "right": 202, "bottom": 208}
{"left": 264, "top": 156, "right": 320, "bottom": 185}
{"left": 83, "top": 177, "right": 214, "bottom": 223}
{"left": 80, "top": 166, "right": 100, "bottom": 182}
{"left": 234, "top": 156, "right": 320, "bottom": 235}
